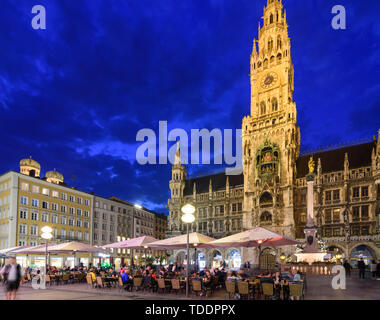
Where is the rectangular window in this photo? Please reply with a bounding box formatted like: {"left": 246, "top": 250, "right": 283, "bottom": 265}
{"left": 238, "top": 203, "right": 242, "bottom": 211}
{"left": 31, "top": 199, "right": 39, "bottom": 207}
{"left": 52, "top": 191, "right": 59, "bottom": 198}
{"left": 42, "top": 201, "right": 49, "bottom": 209}
{"left": 361, "top": 186, "right": 369, "bottom": 197}
{"left": 30, "top": 225, "right": 37, "bottom": 235}
{"left": 20, "top": 196, "right": 28, "bottom": 205}
{"left": 32, "top": 185, "right": 40, "bottom": 193}
{"left": 21, "top": 183, "right": 29, "bottom": 191}
{"left": 60, "top": 229, "right": 66, "bottom": 239}
{"left": 31, "top": 212, "right": 38, "bottom": 221}
{"left": 61, "top": 216, "right": 67, "bottom": 225}
{"left": 60, "top": 205, "right": 66, "bottom": 213}
{"left": 352, "top": 187, "right": 359, "bottom": 198}
{"left": 77, "top": 197, "right": 83, "bottom": 205}
{"left": 333, "top": 228, "right": 340, "bottom": 236}
{"left": 77, "top": 209, "right": 82, "bottom": 216}
{"left": 325, "top": 209, "right": 332, "bottom": 223}
{"left": 333, "top": 190, "right": 340, "bottom": 201}
{"left": 69, "top": 218, "right": 74, "bottom": 226}
{"left": 69, "top": 195, "right": 75, "bottom": 202}
{"left": 77, "top": 219, "right": 82, "bottom": 228}
{"left": 61, "top": 193, "right": 67, "bottom": 201}
{"left": 361, "top": 205, "right": 369, "bottom": 220}
{"left": 42, "top": 213, "right": 49, "bottom": 222}
{"left": 19, "top": 224, "right": 27, "bottom": 234}
{"left": 52, "top": 215, "right": 58, "bottom": 224}
{"left": 325, "top": 191, "right": 332, "bottom": 202}
{"left": 42, "top": 188, "right": 49, "bottom": 196}
{"left": 333, "top": 209, "right": 340, "bottom": 223}
{"left": 19, "top": 209, "right": 28, "bottom": 219}
{"left": 77, "top": 231, "right": 82, "bottom": 240}
{"left": 362, "top": 226, "right": 369, "bottom": 235}
{"left": 85, "top": 199, "right": 90, "bottom": 206}
{"left": 51, "top": 203, "right": 58, "bottom": 211}
{"left": 352, "top": 207, "right": 360, "bottom": 221}
{"left": 69, "top": 207, "right": 75, "bottom": 214}
{"left": 84, "top": 210, "right": 89, "bottom": 217}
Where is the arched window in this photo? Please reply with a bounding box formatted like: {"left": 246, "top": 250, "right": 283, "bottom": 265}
{"left": 268, "top": 38, "right": 274, "bottom": 52}
{"left": 263, "top": 59, "right": 268, "bottom": 68}
{"left": 260, "top": 211, "right": 272, "bottom": 222}
{"left": 277, "top": 36, "right": 282, "bottom": 50}
{"left": 272, "top": 98, "right": 278, "bottom": 112}
{"left": 277, "top": 53, "right": 282, "bottom": 62}
{"left": 270, "top": 14, "right": 274, "bottom": 24}
{"left": 260, "top": 102, "right": 266, "bottom": 115}
{"left": 257, "top": 61, "right": 262, "bottom": 68}
{"left": 270, "top": 56, "right": 275, "bottom": 63}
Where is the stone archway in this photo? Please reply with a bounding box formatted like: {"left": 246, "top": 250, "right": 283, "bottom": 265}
{"left": 225, "top": 248, "right": 242, "bottom": 270}
{"left": 209, "top": 250, "right": 223, "bottom": 269}
{"left": 175, "top": 251, "right": 186, "bottom": 265}
{"left": 349, "top": 244, "right": 377, "bottom": 268}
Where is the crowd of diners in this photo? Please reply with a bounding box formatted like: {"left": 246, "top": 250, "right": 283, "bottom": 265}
{"left": 20, "top": 262, "right": 305, "bottom": 299}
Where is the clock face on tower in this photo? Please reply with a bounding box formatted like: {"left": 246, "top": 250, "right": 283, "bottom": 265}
{"left": 260, "top": 72, "right": 278, "bottom": 89}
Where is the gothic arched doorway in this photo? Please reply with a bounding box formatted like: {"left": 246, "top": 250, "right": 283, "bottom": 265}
{"left": 260, "top": 248, "right": 277, "bottom": 270}
{"left": 350, "top": 245, "right": 376, "bottom": 268}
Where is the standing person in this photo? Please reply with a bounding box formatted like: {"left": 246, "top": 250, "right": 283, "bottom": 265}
{"left": 343, "top": 260, "right": 352, "bottom": 278}
{"left": 376, "top": 260, "right": 380, "bottom": 281}
{"left": 357, "top": 258, "right": 366, "bottom": 279}
{"left": 370, "top": 260, "right": 377, "bottom": 279}
{"left": 0, "top": 257, "right": 24, "bottom": 300}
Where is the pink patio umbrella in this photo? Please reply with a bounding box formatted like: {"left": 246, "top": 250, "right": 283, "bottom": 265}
{"left": 103, "top": 236, "right": 157, "bottom": 250}
{"left": 103, "top": 236, "right": 158, "bottom": 267}
{"left": 0, "top": 245, "right": 31, "bottom": 255}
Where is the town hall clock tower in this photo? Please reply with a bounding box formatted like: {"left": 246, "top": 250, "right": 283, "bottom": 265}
{"left": 242, "top": 0, "right": 300, "bottom": 237}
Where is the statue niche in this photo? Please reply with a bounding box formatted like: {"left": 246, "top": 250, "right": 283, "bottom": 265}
{"left": 256, "top": 139, "right": 280, "bottom": 179}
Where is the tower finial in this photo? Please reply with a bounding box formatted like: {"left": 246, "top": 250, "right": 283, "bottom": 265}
{"left": 174, "top": 140, "right": 181, "bottom": 165}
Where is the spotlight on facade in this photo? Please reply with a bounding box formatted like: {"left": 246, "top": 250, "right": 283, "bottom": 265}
{"left": 134, "top": 204, "right": 142, "bottom": 209}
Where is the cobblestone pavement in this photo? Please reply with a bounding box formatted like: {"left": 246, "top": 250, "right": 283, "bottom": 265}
{"left": 1, "top": 275, "right": 379, "bottom": 300}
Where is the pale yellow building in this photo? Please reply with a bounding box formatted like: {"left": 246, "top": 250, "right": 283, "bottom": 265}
{"left": 0, "top": 157, "right": 93, "bottom": 267}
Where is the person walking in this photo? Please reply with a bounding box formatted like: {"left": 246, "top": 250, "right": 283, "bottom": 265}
{"left": 357, "top": 258, "right": 366, "bottom": 279}
{"left": 0, "top": 256, "right": 24, "bottom": 300}
{"left": 370, "top": 260, "right": 377, "bottom": 279}
{"left": 343, "top": 260, "right": 352, "bottom": 278}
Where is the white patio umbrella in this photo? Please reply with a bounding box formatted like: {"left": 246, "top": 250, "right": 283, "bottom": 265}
{"left": 148, "top": 232, "right": 216, "bottom": 271}
{"left": 207, "top": 227, "right": 300, "bottom": 248}
{"left": 207, "top": 227, "right": 301, "bottom": 269}
{"left": 103, "top": 236, "right": 158, "bottom": 266}
{"left": 148, "top": 232, "right": 215, "bottom": 250}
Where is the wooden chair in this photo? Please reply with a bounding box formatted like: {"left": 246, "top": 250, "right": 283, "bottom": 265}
{"left": 133, "top": 277, "right": 142, "bottom": 291}
{"left": 191, "top": 280, "right": 202, "bottom": 297}
{"left": 238, "top": 281, "right": 254, "bottom": 300}
{"left": 45, "top": 275, "right": 51, "bottom": 286}
{"left": 171, "top": 279, "right": 182, "bottom": 295}
{"left": 289, "top": 283, "right": 304, "bottom": 300}
{"left": 261, "top": 283, "right": 274, "bottom": 300}
{"left": 62, "top": 274, "right": 70, "bottom": 285}
{"left": 225, "top": 281, "right": 236, "bottom": 299}
{"left": 157, "top": 278, "right": 170, "bottom": 294}
{"left": 96, "top": 276, "right": 104, "bottom": 289}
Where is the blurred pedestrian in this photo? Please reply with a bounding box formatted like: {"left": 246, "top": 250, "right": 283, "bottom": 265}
{"left": 0, "top": 257, "right": 24, "bottom": 300}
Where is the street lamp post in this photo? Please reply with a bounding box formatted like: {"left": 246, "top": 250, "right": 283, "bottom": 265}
{"left": 181, "top": 203, "right": 195, "bottom": 298}
{"left": 41, "top": 226, "right": 53, "bottom": 273}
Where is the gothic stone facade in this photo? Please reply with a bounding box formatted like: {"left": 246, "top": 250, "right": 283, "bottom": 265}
{"left": 167, "top": 0, "right": 380, "bottom": 267}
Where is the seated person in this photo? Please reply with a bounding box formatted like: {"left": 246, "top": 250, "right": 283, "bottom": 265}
{"left": 121, "top": 270, "right": 132, "bottom": 291}
{"left": 260, "top": 271, "right": 274, "bottom": 284}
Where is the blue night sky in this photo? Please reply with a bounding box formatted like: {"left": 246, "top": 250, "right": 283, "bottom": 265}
{"left": 0, "top": 0, "right": 379, "bottom": 213}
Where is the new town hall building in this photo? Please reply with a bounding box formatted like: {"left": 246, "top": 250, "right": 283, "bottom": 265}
{"left": 167, "top": 0, "right": 380, "bottom": 269}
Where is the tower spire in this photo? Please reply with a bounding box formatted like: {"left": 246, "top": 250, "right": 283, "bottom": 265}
{"left": 174, "top": 140, "right": 181, "bottom": 165}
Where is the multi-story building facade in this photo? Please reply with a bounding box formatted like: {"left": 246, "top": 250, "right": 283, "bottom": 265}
{"left": 0, "top": 157, "right": 93, "bottom": 267}
{"left": 154, "top": 213, "right": 168, "bottom": 258}
{"left": 167, "top": 0, "right": 380, "bottom": 269}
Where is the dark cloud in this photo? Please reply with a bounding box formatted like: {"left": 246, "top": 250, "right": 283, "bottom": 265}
{"left": 0, "top": 0, "right": 379, "bottom": 214}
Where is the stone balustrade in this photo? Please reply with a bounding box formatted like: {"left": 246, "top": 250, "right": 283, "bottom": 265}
{"left": 281, "top": 263, "right": 334, "bottom": 275}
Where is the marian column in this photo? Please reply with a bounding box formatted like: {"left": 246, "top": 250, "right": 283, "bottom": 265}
{"left": 303, "top": 157, "right": 319, "bottom": 253}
